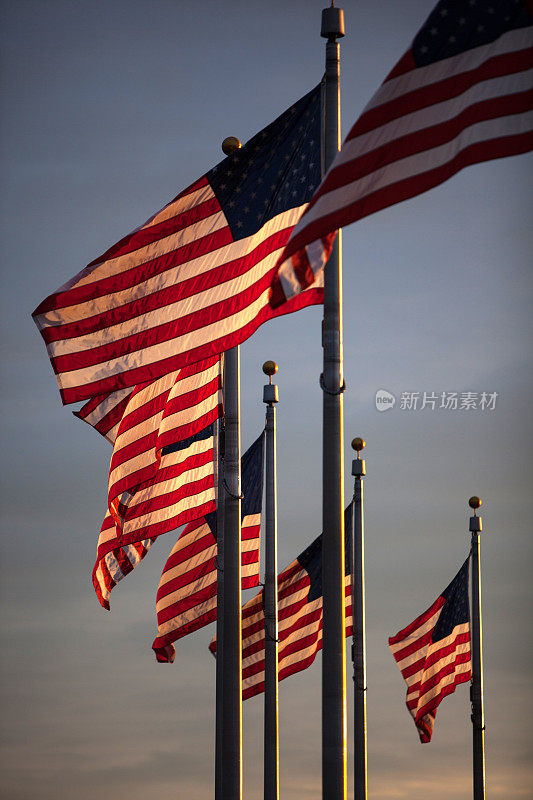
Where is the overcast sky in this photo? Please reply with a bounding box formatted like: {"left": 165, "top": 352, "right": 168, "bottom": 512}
{"left": 1, "top": 2, "right": 532, "bottom": 798}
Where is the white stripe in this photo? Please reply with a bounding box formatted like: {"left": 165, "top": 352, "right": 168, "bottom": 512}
{"left": 277, "top": 259, "right": 303, "bottom": 299}
{"left": 105, "top": 420, "right": 122, "bottom": 444}
{"left": 364, "top": 26, "right": 533, "bottom": 113}
{"left": 304, "top": 110, "right": 533, "bottom": 227}
{"left": 103, "top": 551, "right": 124, "bottom": 583}
{"left": 141, "top": 183, "right": 214, "bottom": 231}
{"left": 305, "top": 238, "right": 329, "bottom": 275}
{"left": 337, "top": 68, "right": 533, "bottom": 168}
{"left": 94, "top": 566, "right": 108, "bottom": 601}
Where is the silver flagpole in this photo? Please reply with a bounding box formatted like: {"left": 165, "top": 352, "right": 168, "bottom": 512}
{"left": 222, "top": 343, "right": 242, "bottom": 799}
{"left": 215, "top": 411, "right": 225, "bottom": 799}
{"left": 320, "top": 5, "right": 347, "bottom": 799}
{"left": 217, "top": 139, "right": 243, "bottom": 800}
{"left": 351, "top": 438, "right": 367, "bottom": 800}
{"left": 469, "top": 496, "right": 485, "bottom": 800}
{"left": 262, "top": 360, "right": 280, "bottom": 800}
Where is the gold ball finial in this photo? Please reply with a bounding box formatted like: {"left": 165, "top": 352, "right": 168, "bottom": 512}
{"left": 469, "top": 496, "right": 482, "bottom": 510}
{"left": 351, "top": 437, "right": 365, "bottom": 453}
{"left": 262, "top": 360, "right": 278, "bottom": 377}
{"left": 222, "top": 136, "right": 242, "bottom": 155}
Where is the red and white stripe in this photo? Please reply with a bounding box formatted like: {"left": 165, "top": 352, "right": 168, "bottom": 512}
{"left": 106, "top": 356, "right": 221, "bottom": 532}
{"left": 272, "top": 24, "right": 533, "bottom": 304}
{"left": 93, "top": 428, "right": 217, "bottom": 609}
{"left": 209, "top": 555, "right": 353, "bottom": 700}
{"left": 389, "top": 595, "right": 471, "bottom": 743}
{"left": 75, "top": 388, "right": 133, "bottom": 444}
{"left": 152, "top": 511, "right": 261, "bottom": 662}
{"left": 33, "top": 177, "right": 323, "bottom": 405}
{"left": 91, "top": 357, "right": 221, "bottom": 609}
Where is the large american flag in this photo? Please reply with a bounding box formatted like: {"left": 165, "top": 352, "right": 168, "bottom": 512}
{"left": 92, "top": 357, "right": 222, "bottom": 609}
{"left": 153, "top": 432, "right": 265, "bottom": 662}
{"left": 388, "top": 557, "right": 471, "bottom": 743}
{"left": 209, "top": 506, "right": 354, "bottom": 699}
{"left": 32, "top": 84, "right": 324, "bottom": 406}
{"left": 271, "top": 0, "right": 533, "bottom": 305}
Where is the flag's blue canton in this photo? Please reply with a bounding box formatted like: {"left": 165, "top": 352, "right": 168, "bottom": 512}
{"left": 432, "top": 556, "right": 470, "bottom": 642}
{"left": 207, "top": 83, "right": 322, "bottom": 240}
{"left": 206, "top": 432, "right": 265, "bottom": 538}
{"left": 299, "top": 505, "right": 353, "bottom": 602}
{"left": 160, "top": 422, "right": 214, "bottom": 456}
{"left": 241, "top": 432, "right": 265, "bottom": 517}
{"left": 413, "top": 0, "right": 532, "bottom": 67}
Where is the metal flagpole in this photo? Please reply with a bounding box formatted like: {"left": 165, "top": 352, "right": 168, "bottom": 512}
{"left": 219, "top": 137, "right": 243, "bottom": 800}
{"left": 320, "top": 5, "right": 347, "bottom": 799}
{"left": 222, "top": 344, "right": 242, "bottom": 799}
{"left": 262, "top": 360, "right": 280, "bottom": 800}
{"left": 350, "top": 438, "right": 367, "bottom": 800}
{"left": 215, "top": 413, "right": 225, "bottom": 800}
{"left": 469, "top": 496, "right": 485, "bottom": 800}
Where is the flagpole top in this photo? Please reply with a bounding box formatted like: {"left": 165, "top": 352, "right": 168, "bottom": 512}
{"left": 469, "top": 497, "right": 482, "bottom": 533}
{"left": 262, "top": 360, "right": 278, "bottom": 379}
{"left": 221, "top": 136, "right": 242, "bottom": 155}
{"left": 469, "top": 496, "right": 482, "bottom": 513}
{"left": 321, "top": 5, "right": 345, "bottom": 39}
{"left": 351, "top": 437, "right": 365, "bottom": 454}
{"left": 263, "top": 361, "right": 279, "bottom": 404}
{"left": 351, "top": 437, "right": 365, "bottom": 477}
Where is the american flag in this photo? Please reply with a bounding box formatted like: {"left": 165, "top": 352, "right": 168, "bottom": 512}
{"left": 94, "top": 422, "right": 218, "bottom": 609}
{"left": 32, "top": 84, "right": 324, "bottom": 406}
{"left": 209, "top": 506, "right": 353, "bottom": 699}
{"left": 388, "top": 557, "right": 471, "bottom": 743}
{"left": 271, "top": 0, "right": 533, "bottom": 305}
{"left": 92, "top": 356, "right": 222, "bottom": 609}
{"left": 153, "top": 432, "right": 265, "bottom": 662}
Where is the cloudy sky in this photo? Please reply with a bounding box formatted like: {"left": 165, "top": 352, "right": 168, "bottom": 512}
{"left": 1, "top": 1, "right": 531, "bottom": 798}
